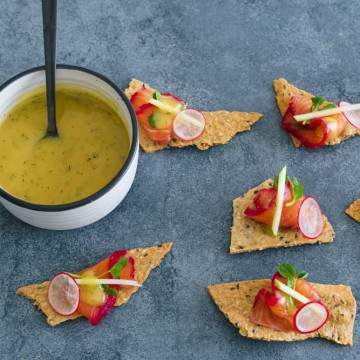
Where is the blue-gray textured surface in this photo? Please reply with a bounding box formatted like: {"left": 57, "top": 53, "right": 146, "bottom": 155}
{"left": 0, "top": 0, "right": 359, "bottom": 359}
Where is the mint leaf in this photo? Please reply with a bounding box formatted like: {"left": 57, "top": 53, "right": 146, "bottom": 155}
{"left": 297, "top": 271, "right": 308, "bottom": 279}
{"left": 276, "top": 263, "right": 308, "bottom": 307}
{"left": 109, "top": 257, "right": 128, "bottom": 278}
{"left": 277, "top": 263, "right": 297, "bottom": 279}
{"left": 311, "top": 96, "right": 336, "bottom": 111}
{"left": 311, "top": 96, "right": 325, "bottom": 111}
{"left": 288, "top": 177, "right": 304, "bottom": 203}
{"left": 276, "top": 263, "right": 308, "bottom": 284}
{"left": 101, "top": 284, "right": 118, "bottom": 297}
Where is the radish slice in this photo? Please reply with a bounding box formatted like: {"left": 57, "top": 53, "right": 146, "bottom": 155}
{"left": 173, "top": 109, "right": 205, "bottom": 141}
{"left": 294, "top": 301, "right": 329, "bottom": 333}
{"left": 298, "top": 196, "right": 324, "bottom": 239}
{"left": 48, "top": 272, "right": 80, "bottom": 316}
{"left": 338, "top": 101, "right": 360, "bottom": 130}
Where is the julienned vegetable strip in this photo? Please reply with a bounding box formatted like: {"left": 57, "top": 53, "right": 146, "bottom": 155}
{"left": 271, "top": 166, "right": 287, "bottom": 236}
{"left": 148, "top": 98, "right": 203, "bottom": 127}
{"left": 148, "top": 98, "right": 179, "bottom": 114}
{"left": 274, "top": 279, "right": 309, "bottom": 304}
{"left": 294, "top": 103, "right": 360, "bottom": 122}
{"left": 75, "top": 278, "right": 141, "bottom": 287}
{"left": 274, "top": 279, "right": 326, "bottom": 317}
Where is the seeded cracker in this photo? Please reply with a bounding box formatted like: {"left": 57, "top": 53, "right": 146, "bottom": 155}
{"left": 125, "top": 79, "right": 262, "bottom": 153}
{"left": 208, "top": 279, "right": 356, "bottom": 346}
{"left": 17, "top": 242, "right": 173, "bottom": 326}
{"left": 273, "top": 78, "right": 360, "bottom": 147}
{"left": 230, "top": 180, "right": 334, "bottom": 253}
{"left": 346, "top": 199, "right": 360, "bottom": 222}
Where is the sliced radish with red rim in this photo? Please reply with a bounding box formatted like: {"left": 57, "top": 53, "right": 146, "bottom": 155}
{"left": 173, "top": 109, "right": 205, "bottom": 141}
{"left": 338, "top": 101, "right": 360, "bottom": 130}
{"left": 298, "top": 196, "right": 324, "bottom": 239}
{"left": 294, "top": 301, "right": 329, "bottom": 333}
{"left": 48, "top": 272, "right": 80, "bottom": 316}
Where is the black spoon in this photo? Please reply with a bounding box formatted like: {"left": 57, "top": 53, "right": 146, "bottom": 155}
{"left": 42, "top": 0, "right": 58, "bottom": 137}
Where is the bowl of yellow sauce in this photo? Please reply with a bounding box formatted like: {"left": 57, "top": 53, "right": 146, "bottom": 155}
{"left": 0, "top": 65, "right": 138, "bottom": 230}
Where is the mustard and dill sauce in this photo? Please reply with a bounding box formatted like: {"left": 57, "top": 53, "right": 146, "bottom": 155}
{"left": 0, "top": 85, "right": 130, "bottom": 205}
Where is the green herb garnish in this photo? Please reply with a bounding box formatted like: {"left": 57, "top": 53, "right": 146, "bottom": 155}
{"left": 321, "top": 103, "right": 337, "bottom": 110}
{"left": 289, "top": 177, "right": 304, "bottom": 201}
{"left": 109, "top": 257, "right": 128, "bottom": 278}
{"left": 286, "top": 177, "right": 304, "bottom": 206}
{"left": 277, "top": 263, "right": 308, "bottom": 287}
{"left": 311, "top": 96, "right": 336, "bottom": 111}
{"left": 273, "top": 175, "right": 304, "bottom": 206}
{"left": 276, "top": 263, "right": 308, "bottom": 307}
{"left": 297, "top": 270, "right": 309, "bottom": 279}
{"left": 153, "top": 91, "right": 161, "bottom": 100}
{"left": 303, "top": 96, "right": 337, "bottom": 124}
{"left": 311, "top": 96, "right": 325, "bottom": 111}
{"left": 148, "top": 113, "right": 157, "bottom": 128}
{"left": 101, "top": 284, "right": 118, "bottom": 297}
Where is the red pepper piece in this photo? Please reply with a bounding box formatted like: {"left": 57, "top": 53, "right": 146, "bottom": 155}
{"left": 130, "top": 85, "right": 154, "bottom": 112}
{"left": 109, "top": 250, "right": 127, "bottom": 266}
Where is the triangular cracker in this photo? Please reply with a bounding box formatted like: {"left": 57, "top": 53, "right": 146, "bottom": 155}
{"left": 230, "top": 180, "right": 334, "bottom": 253}
{"left": 346, "top": 199, "right": 360, "bottom": 222}
{"left": 17, "top": 242, "right": 173, "bottom": 326}
{"left": 273, "top": 78, "right": 360, "bottom": 147}
{"left": 125, "top": 79, "right": 262, "bottom": 153}
{"left": 208, "top": 279, "right": 356, "bottom": 346}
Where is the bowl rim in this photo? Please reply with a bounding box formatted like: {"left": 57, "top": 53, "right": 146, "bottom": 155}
{"left": 0, "top": 64, "right": 139, "bottom": 212}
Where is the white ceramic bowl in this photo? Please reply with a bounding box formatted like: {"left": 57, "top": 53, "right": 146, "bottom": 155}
{"left": 0, "top": 65, "right": 139, "bottom": 230}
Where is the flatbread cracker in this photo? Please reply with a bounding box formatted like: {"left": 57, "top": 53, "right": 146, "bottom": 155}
{"left": 230, "top": 180, "right": 334, "bottom": 253}
{"left": 208, "top": 279, "right": 356, "bottom": 346}
{"left": 17, "top": 242, "right": 173, "bottom": 326}
{"left": 346, "top": 199, "right": 360, "bottom": 222}
{"left": 125, "top": 79, "right": 262, "bottom": 153}
{"left": 273, "top": 78, "right": 360, "bottom": 147}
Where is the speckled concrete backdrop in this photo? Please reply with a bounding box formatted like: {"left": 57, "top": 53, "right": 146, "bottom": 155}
{"left": 0, "top": 0, "right": 359, "bottom": 359}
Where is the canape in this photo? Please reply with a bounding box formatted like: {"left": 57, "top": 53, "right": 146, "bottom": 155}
{"left": 230, "top": 166, "right": 334, "bottom": 253}
{"left": 125, "top": 79, "right": 262, "bottom": 152}
{"left": 273, "top": 78, "right": 360, "bottom": 148}
{"left": 17, "top": 242, "right": 172, "bottom": 326}
{"left": 208, "top": 263, "right": 356, "bottom": 345}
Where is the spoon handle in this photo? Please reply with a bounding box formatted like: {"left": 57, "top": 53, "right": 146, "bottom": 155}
{"left": 42, "top": 0, "right": 58, "bottom": 137}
